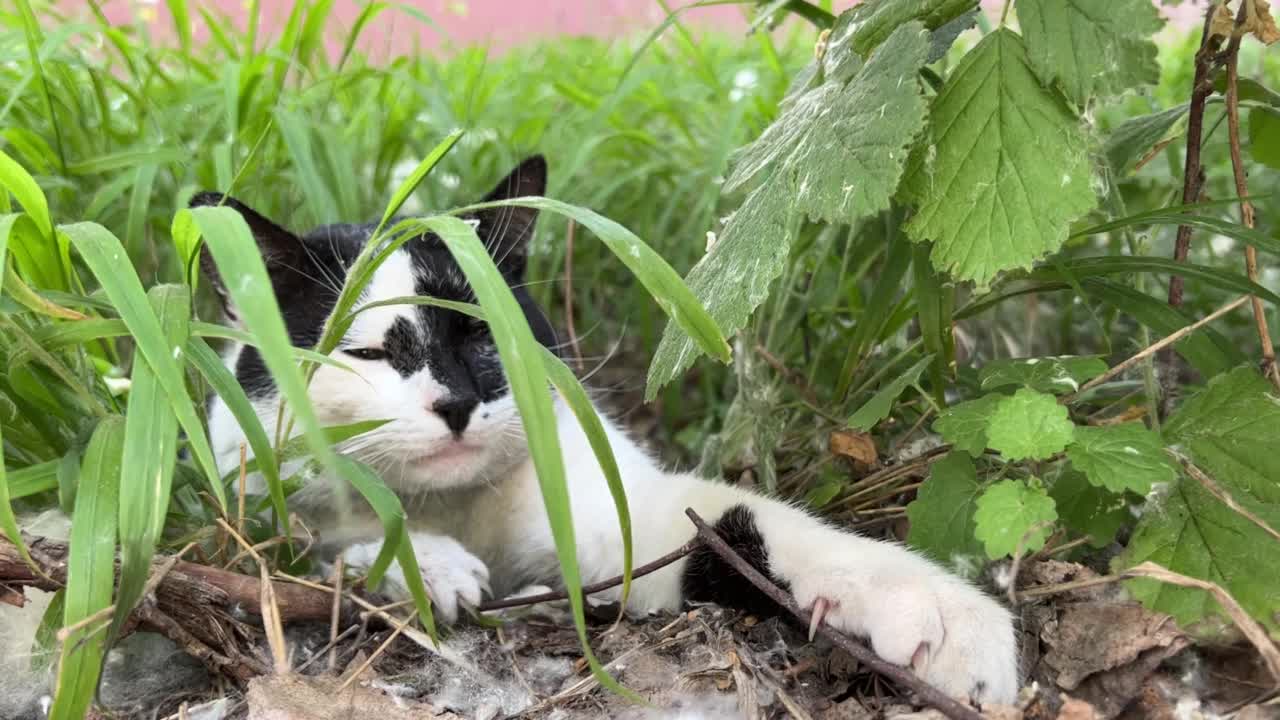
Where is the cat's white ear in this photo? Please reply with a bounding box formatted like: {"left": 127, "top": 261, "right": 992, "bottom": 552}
{"left": 474, "top": 155, "right": 546, "bottom": 280}
{"left": 188, "top": 192, "right": 304, "bottom": 322}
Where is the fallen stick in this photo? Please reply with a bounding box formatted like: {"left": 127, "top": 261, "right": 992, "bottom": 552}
{"left": 683, "top": 507, "right": 985, "bottom": 720}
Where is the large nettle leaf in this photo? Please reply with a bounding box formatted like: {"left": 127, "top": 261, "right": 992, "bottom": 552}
{"left": 1117, "top": 367, "right": 1280, "bottom": 634}
{"left": 1050, "top": 469, "right": 1130, "bottom": 548}
{"left": 979, "top": 355, "right": 1108, "bottom": 395}
{"left": 906, "top": 451, "right": 986, "bottom": 575}
{"left": 1017, "top": 0, "right": 1163, "bottom": 107}
{"left": 901, "top": 28, "right": 1097, "bottom": 288}
{"left": 649, "top": 22, "right": 931, "bottom": 388}
{"left": 834, "top": 0, "right": 978, "bottom": 58}
{"left": 1067, "top": 422, "right": 1176, "bottom": 495}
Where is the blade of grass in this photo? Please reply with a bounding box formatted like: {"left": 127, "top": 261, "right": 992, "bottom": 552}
{"left": 185, "top": 336, "right": 289, "bottom": 536}
{"left": 59, "top": 222, "right": 226, "bottom": 509}
{"left": 453, "top": 197, "right": 731, "bottom": 391}
{"left": 49, "top": 416, "right": 123, "bottom": 720}
{"left": 411, "top": 214, "right": 637, "bottom": 700}
{"left": 110, "top": 286, "right": 188, "bottom": 646}
{"left": 0, "top": 213, "right": 47, "bottom": 577}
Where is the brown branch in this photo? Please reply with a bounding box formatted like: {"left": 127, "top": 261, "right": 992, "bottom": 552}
{"left": 1, "top": 535, "right": 338, "bottom": 621}
{"left": 1161, "top": 5, "right": 1229, "bottom": 412}
{"left": 476, "top": 537, "right": 700, "bottom": 612}
{"left": 683, "top": 508, "right": 986, "bottom": 720}
{"left": 1223, "top": 5, "right": 1280, "bottom": 388}
{"left": 1066, "top": 295, "right": 1251, "bottom": 403}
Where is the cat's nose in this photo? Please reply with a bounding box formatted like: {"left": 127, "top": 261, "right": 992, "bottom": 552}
{"left": 432, "top": 396, "right": 478, "bottom": 437}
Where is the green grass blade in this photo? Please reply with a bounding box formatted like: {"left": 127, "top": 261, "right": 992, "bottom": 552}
{"left": 1028, "top": 257, "right": 1280, "bottom": 307}
{"left": 274, "top": 108, "right": 339, "bottom": 224}
{"left": 0, "top": 213, "right": 43, "bottom": 576}
{"left": 49, "top": 416, "right": 124, "bottom": 720}
{"left": 165, "top": 0, "right": 192, "bottom": 54}
{"left": 372, "top": 129, "right": 463, "bottom": 237}
{"left": 59, "top": 222, "right": 226, "bottom": 509}
{"left": 1072, "top": 206, "right": 1280, "bottom": 255}
{"left": 331, "top": 455, "right": 439, "bottom": 635}
{"left": 110, "top": 286, "right": 188, "bottom": 645}
{"left": 0, "top": 150, "right": 52, "bottom": 240}
{"left": 454, "top": 197, "right": 731, "bottom": 391}
{"left": 337, "top": 1, "right": 389, "bottom": 71}
{"left": 312, "top": 131, "right": 464, "bottom": 359}
{"left": 230, "top": 419, "right": 388, "bottom": 485}
{"left": 8, "top": 460, "right": 58, "bottom": 500}
{"left": 186, "top": 336, "right": 289, "bottom": 534}
{"left": 187, "top": 205, "right": 356, "bottom": 520}
{"left": 539, "top": 346, "right": 633, "bottom": 607}
{"left": 413, "top": 215, "right": 636, "bottom": 699}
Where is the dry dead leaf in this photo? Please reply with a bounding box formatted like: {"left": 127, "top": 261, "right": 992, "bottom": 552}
{"left": 1210, "top": 1, "right": 1280, "bottom": 44}
{"left": 1245, "top": 0, "right": 1280, "bottom": 44}
{"left": 1041, "top": 602, "right": 1183, "bottom": 689}
{"left": 246, "top": 674, "right": 462, "bottom": 720}
{"left": 829, "top": 429, "right": 878, "bottom": 466}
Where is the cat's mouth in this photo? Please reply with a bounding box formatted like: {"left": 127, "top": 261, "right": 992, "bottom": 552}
{"left": 410, "top": 440, "right": 483, "bottom": 465}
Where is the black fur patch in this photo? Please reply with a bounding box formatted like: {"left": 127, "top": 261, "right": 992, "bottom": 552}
{"left": 681, "top": 504, "right": 790, "bottom": 618}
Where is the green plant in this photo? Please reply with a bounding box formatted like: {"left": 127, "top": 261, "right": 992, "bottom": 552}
{"left": 640, "top": 0, "right": 1280, "bottom": 641}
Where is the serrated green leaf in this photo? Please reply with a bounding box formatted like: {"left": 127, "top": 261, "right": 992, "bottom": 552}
{"left": 902, "top": 29, "right": 1097, "bottom": 288}
{"left": 650, "top": 23, "right": 932, "bottom": 392}
{"left": 906, "top": 452, "right": 985, "bottom": 571}
{"left": 832, "top": 0, "right": 977, "bottom": 58}
{"left": 1117, "top": 367, "right": 1280, "bottom": 634}
{"left": 1248, "top": 107, "right": 1280, "bottom": 170}
{"left": 1067, "top": 422, "right": 1175, "bottom": 495}
{"left": 980, "top": 356, "right": 1108, "bottom": 395}
{"left": 1104, "top": 104, "right": 1189, "bottom": 176}
{"left": 725, "top": 22, "right": 930, "bottom": 224}
{"left": 974, "top": 478, "right": 1058, "bottom": 558}
{"left": 1018, "top": 0, "right": 1163, "bottom": 106}
{"left": 932, "top": 394, "right": 1003, "bottom": 455}
{"left": 987, "top": 388, "right": 1075, "bottom": 461}
{"left": 1050, "top": 469, "right": 1129, "bottom": 548}
{"left": 847, "top": 354, "right": 934, "bottom": 431}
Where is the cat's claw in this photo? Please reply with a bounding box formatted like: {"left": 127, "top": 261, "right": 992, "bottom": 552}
{"left": 808, "top": 595, "right": 832, "bottom": 642}
{"left": 341, "top": 531, "right": 490, "bottom": 623}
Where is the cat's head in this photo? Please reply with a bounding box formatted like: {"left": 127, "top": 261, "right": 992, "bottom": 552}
{"left": 193, "top": 156, "right": 556, "bottom": 493}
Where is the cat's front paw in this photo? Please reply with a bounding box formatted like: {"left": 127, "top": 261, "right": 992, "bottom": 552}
{"left": 791, "top": 568, "right": 1018, "bottom": 705}
{"left": 342, "top": 532, "right": 490, "bottom": 622}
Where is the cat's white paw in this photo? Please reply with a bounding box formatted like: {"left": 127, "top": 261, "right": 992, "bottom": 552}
{"left": 789, "top": 568, "right": 1018, "bottom": 705}
{"left": 342, "top": 532, "right": 490, "bottom": 622}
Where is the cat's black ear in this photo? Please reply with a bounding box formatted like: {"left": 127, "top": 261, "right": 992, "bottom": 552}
{"left": 189, "top": 192, "right": 304, "bottom": 321}
{"left": 474, "top": 155, "right": 545, "bottom": 280}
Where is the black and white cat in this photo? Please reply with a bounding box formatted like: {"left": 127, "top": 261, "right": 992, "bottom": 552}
{"left": 195, "top": 156, "right": 1019, "bottom": 705}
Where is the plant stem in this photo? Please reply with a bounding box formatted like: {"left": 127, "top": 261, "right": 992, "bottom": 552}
{"left": 1161, "top": 4, "right": 1227, "bottom": 414}
{"left": 1222, "top": 9, "right": 1280, "bottom": 388}
{"left": 1000, "top": 0, "right": 1014, "bottom": 26}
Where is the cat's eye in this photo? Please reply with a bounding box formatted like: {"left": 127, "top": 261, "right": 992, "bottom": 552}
{"left": 343, "top": 347, "right": 388, "bottom": 362}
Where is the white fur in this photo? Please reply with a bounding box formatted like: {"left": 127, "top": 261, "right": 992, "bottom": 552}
{"left": 209, "top": 247, "right": 1020, "bottom": 704}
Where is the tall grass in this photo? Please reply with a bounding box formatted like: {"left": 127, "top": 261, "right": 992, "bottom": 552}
{"left": 0, "top": 0, "right": 771, "bottom": 710}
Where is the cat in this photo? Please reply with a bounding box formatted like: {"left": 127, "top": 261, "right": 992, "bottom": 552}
{"left": 195, "top": 156, "right": 1020, "bottom": 706}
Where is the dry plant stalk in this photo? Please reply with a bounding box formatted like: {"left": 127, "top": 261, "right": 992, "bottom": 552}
{"left": 1125, "top": 562, "right": 1280, "bottom": 683}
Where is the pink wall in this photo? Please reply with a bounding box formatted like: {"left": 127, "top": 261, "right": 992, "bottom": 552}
{"left": 64, "top": 0, "right": 1209, "bottom": 58}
